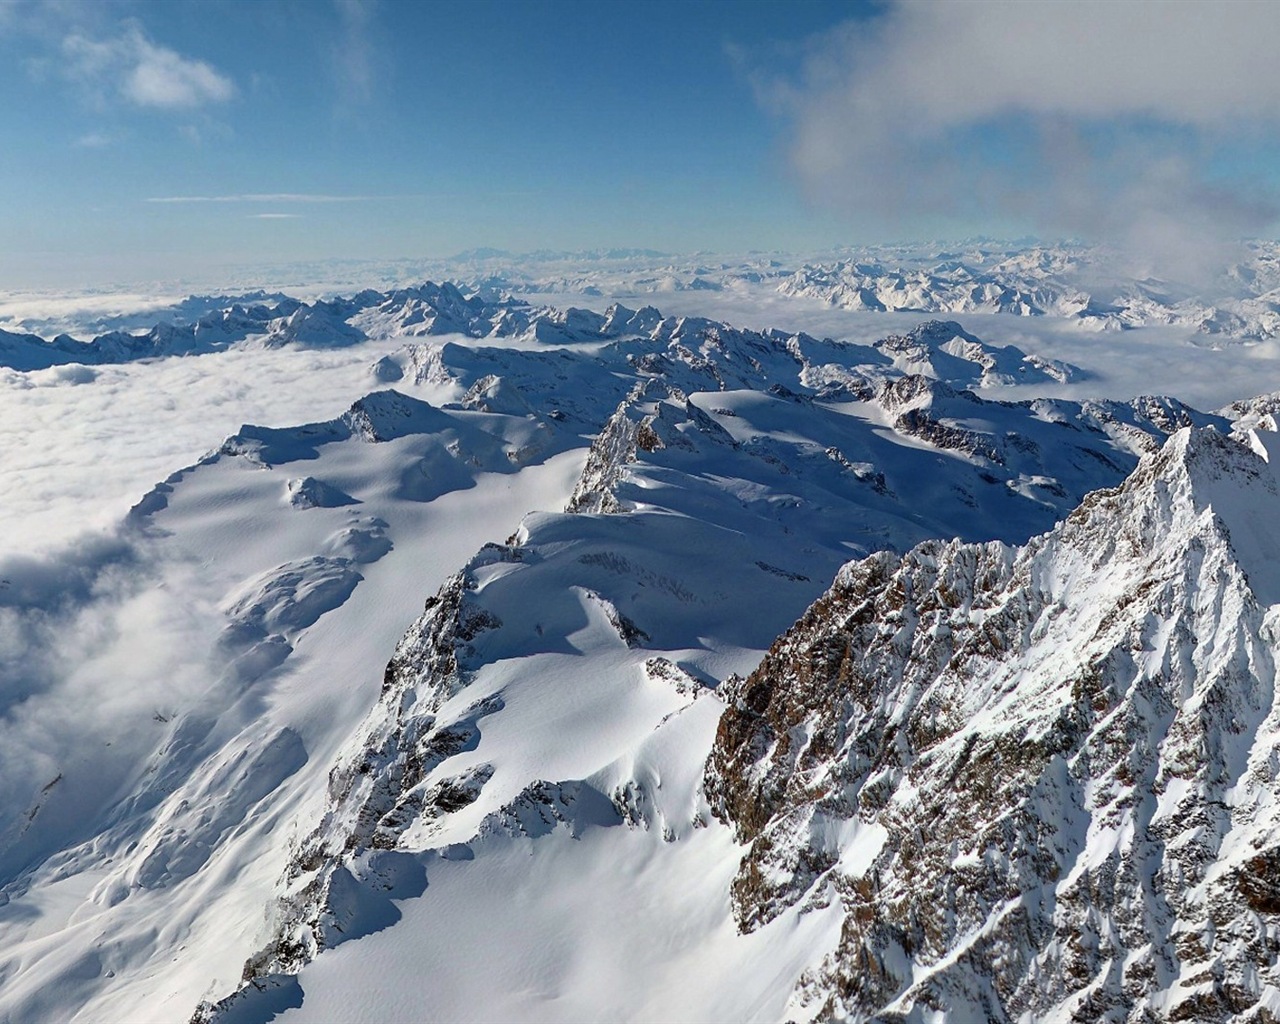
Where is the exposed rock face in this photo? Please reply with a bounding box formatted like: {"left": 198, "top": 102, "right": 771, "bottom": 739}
{"left": 194, "top": 544, "right": 517, "bottom": 1020}
{"left": 565, "top": 388, "right": 654, "bottom": 514}
{"left": 707, "top": 426, "right": 1280, "bottom": 1022}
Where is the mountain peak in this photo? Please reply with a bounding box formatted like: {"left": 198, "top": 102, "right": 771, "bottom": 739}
{"left": 1162, "top": 425, "right": 1280, "bottom": 603}
{"left": 707, "top": 419, "right": 1280, "bottom": 1022}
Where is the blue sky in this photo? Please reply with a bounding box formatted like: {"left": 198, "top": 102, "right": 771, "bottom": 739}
{"left": 0, "top": 0, "right": 870, "bottom": 286}
{"left": 3, "top": 0, "right": 1280, "bottom": 288}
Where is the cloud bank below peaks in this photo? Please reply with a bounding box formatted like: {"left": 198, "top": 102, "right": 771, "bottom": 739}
{"left": 766, "top": 0, "right": 1280, "bottom": 281}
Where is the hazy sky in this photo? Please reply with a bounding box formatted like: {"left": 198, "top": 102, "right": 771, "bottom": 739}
{"left": 2, "top": 0, "right": 1280, "bottom": 288}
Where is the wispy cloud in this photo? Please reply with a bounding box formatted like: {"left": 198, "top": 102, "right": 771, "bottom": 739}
{"left": 74, "top": 131, "right": 114, "bottom": 148}
{"left": 762, "top": 0, "right": 1280, "bottom": 278}
{"left": 333, "top": 0, "right": 377, "bottom": 105}
{"left": 251, "top": 213, "right": 302, "bottom": 219}
{"left": 62, "top": 22, "right": 233, "bottom": 109}
{"left": 147, "top": 193, "right": 391, "bottom": 204}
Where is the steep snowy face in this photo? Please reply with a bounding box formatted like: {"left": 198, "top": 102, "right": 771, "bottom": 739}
{"left": 196, "top": 501, "right": 849, "bottom": 1023}
{"left": 708, "top": 426, "right": 1280, "bottom": 1022}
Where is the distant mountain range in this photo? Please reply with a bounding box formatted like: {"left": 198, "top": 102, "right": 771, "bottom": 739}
{"left": 10, "top": 240, "right": 1280, "bottom": 344}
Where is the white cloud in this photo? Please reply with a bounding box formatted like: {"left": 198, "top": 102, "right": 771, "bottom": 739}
{"left": 0, "top": 290, "right": 187, "bottom": 334}
{"left": 62, "top": 23, "right": 233, "bottom": 109}
{"left": 0, "top": 529, "right": 228, "bottom": 881}
{"left": 0, "top": 327, "right": 423, "bottom": 553}
{"left": 767, "top": 0, "right": 1280, "bottom": 275}
{"left": 251, "top": 213, "right": 302, "bottom": 219}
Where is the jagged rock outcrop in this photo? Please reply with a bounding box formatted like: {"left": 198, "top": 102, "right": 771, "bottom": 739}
{"left": 707, "top": 426, "right": 1280, "bottom": 1022}
{"left": 564, "top": 381, "right": 747, "bottom": 515}
{"left": 194, "top": 544, "right": 518, "bottom": 1020}
{"left": 565, "top": 387, "right": 656, "bottom": 514}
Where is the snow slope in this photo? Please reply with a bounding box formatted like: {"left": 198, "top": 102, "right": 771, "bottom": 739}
{"left": 0, "top": 381, "right": 588, "bottom": 1022}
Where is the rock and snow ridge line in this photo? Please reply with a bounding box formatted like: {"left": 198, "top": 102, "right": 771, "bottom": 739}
{"left": 709, "top": 424, "right": 1280, "bottom": 1022}
{"left": 12, "top": 239, "right": 1280, "bottom": 344}
{"left": 0, "top": 271, "right": 1088, "bottom": 389}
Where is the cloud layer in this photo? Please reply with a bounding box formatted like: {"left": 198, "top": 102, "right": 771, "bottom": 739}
{"left": 770, "top": 0, "right": 1280, "bottom": 274}
{"left": 801, "top": 1, "right": 1280, "bottom": 129}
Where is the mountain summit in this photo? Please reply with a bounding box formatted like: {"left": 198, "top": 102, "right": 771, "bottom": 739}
{"left": 709, "top": 426, "right": 1280, "bottom": 1021}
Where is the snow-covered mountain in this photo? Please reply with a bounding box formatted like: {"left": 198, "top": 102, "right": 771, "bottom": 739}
{"left": 11, "top": 239, "right": 1280, "bottom": 349}
{"left": 3, "top": 278, "right": 1280, "bottom": 1023}
{"left": 709, "top": 425, "right": 1280, "bottom": 1022}
{"left": 780, "top": 243, "right": 1280, "bottom": 341}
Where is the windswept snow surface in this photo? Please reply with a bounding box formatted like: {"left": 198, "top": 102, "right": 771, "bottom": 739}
{"left": 2, "top": 260, "right": 1280, "bottom": 1024}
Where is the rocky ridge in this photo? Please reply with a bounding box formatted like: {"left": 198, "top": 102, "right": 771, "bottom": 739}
{"left": 192, "top": 547, "right": 517, "bottom": 1022}
{"left": 707, "top": 425, "right": 1280, "bottom": 1022}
